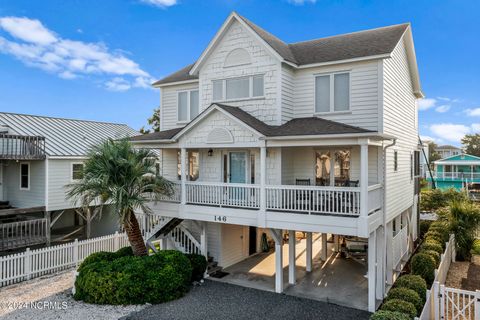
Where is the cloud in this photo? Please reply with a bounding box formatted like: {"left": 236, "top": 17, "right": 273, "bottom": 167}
{"left": 0, "top": 16, "right": 153, "bottom": 90}
{"left": 429, "top": 123, "right": 479, "bottom": 142}
{"left": 435, "top": 105, "right": 451, "bottom": 113}
{"left": 287, "top": 0, "right": 317, "bottom": 4}
{"left": 140, "top": 0, "right": 178, "bottom": 8}
{"left": 418, "top": 98, "right": 437, "bottom": 111}
{"left": 465, "top": 108, "right": 480, "bottom": 117}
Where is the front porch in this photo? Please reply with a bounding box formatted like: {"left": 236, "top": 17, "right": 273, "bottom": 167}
{"left": 214, "top": 232, "right": 368, "bottom": 310}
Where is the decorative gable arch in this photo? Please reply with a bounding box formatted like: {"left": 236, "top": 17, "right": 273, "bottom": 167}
{"left": 207, "top": 127, "right": 234, "bottom": 144}
{"left": 224, "top": 48, "right": 251, "bottom": 68}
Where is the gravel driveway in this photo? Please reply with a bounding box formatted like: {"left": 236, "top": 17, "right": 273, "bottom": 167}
{"left": 124, "top": 280, "right": 371, "bottom": 320}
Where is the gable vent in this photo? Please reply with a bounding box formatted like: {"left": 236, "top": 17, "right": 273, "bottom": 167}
{"left": 207, "top": 128, "right": 234, "bottom": 144}
{"left": 224, "top": 48, "right": 251, "bottom": 68}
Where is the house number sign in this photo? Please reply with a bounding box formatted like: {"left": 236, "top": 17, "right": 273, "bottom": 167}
{"left": 214, "top": 215, "right": 227, "bottom": 222}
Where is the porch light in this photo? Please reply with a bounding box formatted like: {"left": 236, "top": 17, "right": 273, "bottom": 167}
{"left": 208, "top": 149, "right": 213, "bottom": 157}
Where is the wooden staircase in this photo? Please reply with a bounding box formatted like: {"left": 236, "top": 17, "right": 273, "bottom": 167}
{"left": 0, "top": 201, "right": 12, "bottom": 210}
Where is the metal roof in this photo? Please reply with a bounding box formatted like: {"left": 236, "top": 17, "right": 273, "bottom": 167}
{"left": 0, "top": 112, "right": 139, "bottom": 157}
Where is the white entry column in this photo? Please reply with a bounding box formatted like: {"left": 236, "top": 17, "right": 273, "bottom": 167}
{"left": 270, "top": 228, "right": 284, "bottom": 293}
{"left": 360, "top": 142, "right": 369, "bottom": 217}
{"left": 180, "top": 148, "right": 187, "bottom": 205}
{"left": 306, "top": 232, "right": 312, "bottom": 272}
{"left": 368, "top": 229, "right": 377, "bottom": 312}
{"left": 288, "top": 230, "right": 296, "bottom": 285}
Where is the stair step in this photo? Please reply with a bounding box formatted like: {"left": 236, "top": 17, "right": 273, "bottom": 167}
{"left": 207, "top": 265, "right": 223, "bottom": 275}
{"left": 207, "top": 261, "right": 218, "bottom": 269}
{"left": 208, "top": 256, "right": 214, "bottom": 263}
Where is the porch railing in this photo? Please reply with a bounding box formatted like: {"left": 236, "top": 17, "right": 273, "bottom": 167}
{"left": 265, "top": 185, "right": 361, "bottom": 216}
{"left": 185, "top": 181, "right": 260, "bottom": 209}
{"left": 433, "top": 172, "right": 480, "bottom": 181}
{"left": 0, "top": 219, "right": 48, "bottom": 251}
{"left": 0, "top": 134, "right": 46, "bottom": 160}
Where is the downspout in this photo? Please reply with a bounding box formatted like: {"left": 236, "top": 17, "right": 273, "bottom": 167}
{"left": 382, "top": 138, "right": 396, "bottom": 296}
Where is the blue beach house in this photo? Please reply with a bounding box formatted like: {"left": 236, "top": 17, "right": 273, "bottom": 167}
{"left": 431, "top": 154, "right": 480, "bottom": 190}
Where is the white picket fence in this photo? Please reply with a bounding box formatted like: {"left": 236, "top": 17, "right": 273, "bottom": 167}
{"left": 416, "top": 234, "right": 480, "bottom": 320}
{"left": 0, "top": 231, "right": 129, "bottom": 288}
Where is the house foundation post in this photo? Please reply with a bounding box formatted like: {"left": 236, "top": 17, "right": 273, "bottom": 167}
{"left": 368, "top": 229, "right": 377, "bottom": 312}
{"left": 288, "top": 230, "right": 296, "bottom": 285}
{"left": 385, "top": 221, "right": 394, "bottom": 285}
{"left": 45, "top": 211, "right": 51, "bottom": 246}
{"left": 376, "top": 225, "right": 385, "bottom": 299}
{"left": 360, "top": 141, "right": 369, "bottom": 218}
{"left": 258, "top": 146, "right": 267, "bottom": 227}
{"left": 321, "top": 233, "right": 328, "bottom": 261}
{"left": 306, "top": 232, "right": 312, "bottom": 272}
{"left": 200, "top": 222, "right": 208, "bottom": 259}
{"left": 270, "top": 228, "right": 284, "bottom": 293}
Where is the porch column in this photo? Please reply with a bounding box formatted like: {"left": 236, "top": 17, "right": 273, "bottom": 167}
{"left": 376, "top": 225, "right": 385, "bottom": 300}
{"left": 360, "top": 142, "right": 369, "bottom": 217}
{"left": 321, "top": 233, "right": 328, "bottom": 261}
{"left": 386, "top": 222, "right": 394, "bottom": 285}
{"left": 288, "top": 230, "right": 296, "bottom": 285}
{"left": 368, "top": 229, "right": 377, "bottom": 312}
{"left": 333, "top": 234, "right": 340, "bottom": 252}
{"left": 45, "top": 211, "right": 51, "bottom": 246}
{"left": 471, "top": 165, "right": 474, "bottom": 180}
{"left": 260, "top": 146, "right": 267, "bottom": 212}
{"left": 270, "top": 228, "right": 284, "bottom": 293}
{"left": 200, "top": 222, "right": 208, "bottom": 259}
{"left": 180, "top": 148, "right": 187, "bottom": 205}
{"left": 306, "top": 232, "right": 312, "bottom": 272}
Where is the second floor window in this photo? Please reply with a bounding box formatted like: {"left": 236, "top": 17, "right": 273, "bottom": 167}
{"left": 178, "top": 90, "right": 199, "bottom": 122}
{"left": 20, "top": 162, "right": 30, "bottom": 190}
{"left": 212, "top": 75, "right": 264, "bottom": 102}
{"left": 315, "top": 72, "right": 350, "bottom": 113}
{"left": 71, "top": 163, "right": 84, "bottom": 180}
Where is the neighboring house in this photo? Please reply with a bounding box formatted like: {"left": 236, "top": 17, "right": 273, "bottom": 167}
{"left": 0, "top": 112, "right": 138, "bottom": 251}
{"left": 430, "top": 154, "right": 480, "bottom": 190}
{"left": 419, "top": 140, "right": 430, "bottom": 178}
{"left": 130, "top": 12, "right": 423, "bottom": 312}
{"left": 435, "top": 145, "right": 462, "bottom": 159}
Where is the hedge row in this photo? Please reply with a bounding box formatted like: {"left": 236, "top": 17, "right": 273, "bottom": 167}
{"left": 371, "top": 220, "right": 445, "bottom": 319}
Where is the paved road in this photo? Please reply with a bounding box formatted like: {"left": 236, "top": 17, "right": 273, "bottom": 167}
{"left": 124, "top": 280, "right": 371, "bottom": 320}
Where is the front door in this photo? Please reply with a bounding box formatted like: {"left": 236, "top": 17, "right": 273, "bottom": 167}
{"left": 229, "top": 152, "right": 247, "bottom": 183}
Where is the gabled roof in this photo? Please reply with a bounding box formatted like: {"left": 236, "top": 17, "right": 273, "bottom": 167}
{"left": 435, "top": 145, "right": 462, "bottom": 150}
{"left": 0, "top": 112, "right": 138, "bottom": 157}
{"left": 434, "top": 153, "right": 480, "bottom": 163}
{"left": 153, "top": 12, "right": 420, "bottom": 96}
{"left": 130, "top": 103, "right": 374, "bottom": 143}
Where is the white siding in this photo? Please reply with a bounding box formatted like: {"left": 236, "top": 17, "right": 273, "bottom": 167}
{"left": 281, "top": 64, "right": 295, "bottom": 123}
{"left": 293, "top": 61, "right": 380, "bottom": 131}
{"left": 160, "top": 83, "right": 199, "bottom": 131}
{"left": 198, "top": 20, "right": 280, "bottom": 125}
{"left": 383, "top": 37, "right": 418, "bottom": 222}
{"left": 3, "top": 160, "right": 45, "bottom": 208}
{"left": 47, "top": 159, "right": 81, "bottom": 211}
{"left": 220, "top": 224, "right": 247, "bottom": 267}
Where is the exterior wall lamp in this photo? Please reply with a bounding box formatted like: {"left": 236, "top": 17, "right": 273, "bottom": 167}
{"left": 208, "top": 149, "right": 213, "bottom": 157}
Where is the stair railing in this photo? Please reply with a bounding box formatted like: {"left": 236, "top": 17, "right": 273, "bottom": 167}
{"left": 170, "top": 225, "right": 202, "bottom": 255}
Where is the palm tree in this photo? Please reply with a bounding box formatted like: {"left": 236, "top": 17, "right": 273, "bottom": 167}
{"left": 66, "top": 139, "right": 173, "bottom": 256}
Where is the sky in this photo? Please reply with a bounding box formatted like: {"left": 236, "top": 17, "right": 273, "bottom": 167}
{"left": 0, "top": 0, "right": 479, "bottom": 146}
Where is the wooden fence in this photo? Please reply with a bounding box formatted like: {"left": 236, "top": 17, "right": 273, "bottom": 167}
{"left": 0, "top": 231, "right": 129, "bottom": 287}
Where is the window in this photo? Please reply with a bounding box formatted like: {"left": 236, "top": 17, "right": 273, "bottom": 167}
{"left": 177, "top": 90, "right": 199, "bottom": 122}
{"left": 315, "top": 149, "right": 351, "bottom": 186}
{"left": 71, "top": 163, "right": 84, "bottom": 181}
{"left": 212, "top": 75, "right": 264, "bottom": 101}
{"left": 394, "top": 151, "right": 398, "bottom": 172}
{"left": 20, "top": 163, "right": 29, "bottom": 190}
{"left": 315, "top": 72, "right": 350, "bottom": 113}
{"left": 177, "top": 150, "right": 199, "bottom": 181}
{"left": 414, "top": 151, "right": 420, "bottom": 177}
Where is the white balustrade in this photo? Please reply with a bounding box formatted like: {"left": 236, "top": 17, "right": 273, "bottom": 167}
{"left": 185, "top": 181, "right": 260, "bottom": 209}
{"left": 265, "top": 185, "right": 361, "bottom": 216}
{"left": 392, "top": 226, "right": 408, "bottom": 268}
{"left": 0, "top": 219, "right": 48, "bottom": 251}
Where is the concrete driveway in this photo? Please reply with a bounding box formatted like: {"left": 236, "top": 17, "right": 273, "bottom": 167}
{"left": 216, "top": 234, "right": 368, "bottom": 310}
{"left": 124, "top": 280, "right": 371, "bottom": 320}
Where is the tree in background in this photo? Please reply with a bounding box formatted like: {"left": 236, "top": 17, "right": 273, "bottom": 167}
{"left": 140, "top": 107, "right": 161, "bottom": 134}
{"left": 427, "top": 142, "right": 441, "bottom": 163}
{"left": 462, "top": 134, "right": 480, "bottom": 157}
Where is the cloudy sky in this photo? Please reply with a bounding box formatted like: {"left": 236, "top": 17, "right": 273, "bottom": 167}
{"left": 0, "top": 0, "right": 478, "bottom": 145}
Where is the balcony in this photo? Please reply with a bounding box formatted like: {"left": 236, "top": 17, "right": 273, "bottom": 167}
{"left": 0, "top": 134, "right": 46, "bottom": 160}
{"left": 154, "top": 181, "right": 382, "bottom": 217}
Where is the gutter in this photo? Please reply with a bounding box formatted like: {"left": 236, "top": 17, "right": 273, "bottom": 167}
{"left": 262, "top": 132, "right": 396, "bottom": 141}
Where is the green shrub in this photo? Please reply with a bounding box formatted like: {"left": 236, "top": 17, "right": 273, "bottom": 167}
{"left": 114, "top": 246, "right": 134, "bottom": 258}
{"left": 448, "top": 200, "right": 480, "bottom": 260}
{"left": 411, "top": 253, "right": 436, "bottom": 286}
{"left": 386, "top": 287, "right": 423, "bottom": 314}
{"left": 420, "top": 188, "right": 467, "bottom": 212}
{"left": 74, "top": 250, "right": 192, "bottom": 305}
{"left": 395, "top": 275, "right": 427, "bottom": 303}
{"left": 424, "top": 230, "right": 445, "bottom": 246}
{"left": 370, "top": 310, "right": 410, "bottom": 320}
{"left": 472, "top": 239, "right": 480, "bottom": 255}
{"left": 185, "top": 253, "right": 207, "bottom": 281}
{"left": 419, "top": 220, "right": 432, "bottom": 238}
{"left": 421, "top": 239, "right": 444, "bottom": 255}
{"left": 77, "top": 251, "right": 117, "bottom": 272}
{"left": 380, "top": 299, "right": 417, "bottom": 318}
{"left": 428, "top": 221, "right": 451, "bottom": 243}
{"left": 421, "top": 249, "right": 440, "bottom": 267}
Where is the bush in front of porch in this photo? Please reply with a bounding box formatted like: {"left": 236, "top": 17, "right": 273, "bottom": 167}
{"left": 74, "top": 249, "right": 193, "bottom": 305}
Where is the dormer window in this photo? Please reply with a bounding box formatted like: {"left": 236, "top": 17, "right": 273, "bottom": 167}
{"left": 212, "top": 75, "right": 264, "bottom": 102}
{"left": 315, "top": 72, "right": 350, "bottom": 113}
{"left": 178, "top": 90, "right": 199, "bottom": 123}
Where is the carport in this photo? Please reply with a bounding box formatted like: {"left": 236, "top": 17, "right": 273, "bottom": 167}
{"left": 212, "top": 233, "right": 368, "bottom": 311}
